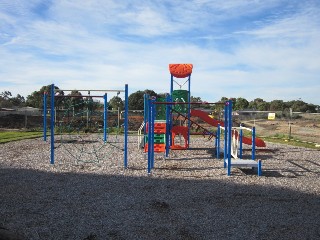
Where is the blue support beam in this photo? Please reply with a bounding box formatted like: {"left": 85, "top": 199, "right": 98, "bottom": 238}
{"left": 124, "top": 84, "right": 129, "bottom": 168}
{"left": 252, "top": 126, "right": 256, "bottom": 160}
{"left": 216, "top": 124, "right": 220, "bottom": 159}
{"left": 224, "top": 103, "right": 228, "bottom": 169}
{"left": 43, "top": 92, "right": 47, "bottom": 141}
{"left": 227, "top": 100, "right": 232, "bottom": 176}
{"left": 103, "top": 93, "right": 108, "bottom": 143}
{"left": 165, "top": 94, "right": 171, "bottom": 158}
{"left": 187, "top": 74, "right": 191, "bottom": 148}
{"left": 258, "top": 160, "right": 262, "bottom": 176}
{"left": 147, "top": 98, "right": 152, "bottom": 174}
{"left": 50, "top": 84, "right": 55, "bottom": 164}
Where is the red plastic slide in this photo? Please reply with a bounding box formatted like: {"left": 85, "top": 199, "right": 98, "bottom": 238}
{"left": 190, "top": 109, "right": 224, "bottom": 127}
{"left": 190, "top": 109, "right": 266, "bottom": 147}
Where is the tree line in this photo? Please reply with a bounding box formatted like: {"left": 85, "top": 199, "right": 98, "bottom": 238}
{"left": 1, "top": 85, "right": 319, "bottom": 113}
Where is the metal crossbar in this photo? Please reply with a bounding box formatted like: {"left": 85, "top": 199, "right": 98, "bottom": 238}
{"left": 55, "top": 89, "right": 124, "bottom": 92}
{"left": 152, "top": 101, "right": 224, "bottom": 105}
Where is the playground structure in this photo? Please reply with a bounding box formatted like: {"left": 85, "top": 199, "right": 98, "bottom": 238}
{"left": 43, "top": 84, "right": 129, "bottom": 166}
{"left": 42, "top": 64, "right": 266, "bottom": 176}
{"left": 143, "top": 64, "right": 266, "bottom": 175}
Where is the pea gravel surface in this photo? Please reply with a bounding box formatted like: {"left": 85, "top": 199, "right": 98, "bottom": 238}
{"left": 0, "top": 136, "right": 319, "bottom": 240}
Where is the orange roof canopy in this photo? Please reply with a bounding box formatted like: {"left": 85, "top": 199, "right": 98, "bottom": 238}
{"left": 169, "top": 64, "right": 193, "bottom": 78}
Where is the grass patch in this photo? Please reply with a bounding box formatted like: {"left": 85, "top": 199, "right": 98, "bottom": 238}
{"left": 0, "top": 131, "right": 45, "bottom": 143}
{"left": 262, "top": 136, "right": 319, "bottom": 149}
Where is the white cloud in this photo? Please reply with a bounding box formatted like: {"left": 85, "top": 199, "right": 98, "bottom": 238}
{"left": 0, "top": 0, "right": 319, "bottom": 105}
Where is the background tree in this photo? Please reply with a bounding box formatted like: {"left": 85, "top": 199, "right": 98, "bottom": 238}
{"left": 306, "top": 104, "right": 317, "bottom": 113}
{"left": 109, "top": 96, "right": 124, "bottom": 110}
{"left": 190, "top": 96, "right": 202, "bottom": 109}
{"left": 257, "top": 101, "right": 270, "bottom": 111}
{"left": 26, "top": 85, "right": 62, "bottom": 108}
{"left": 234, "top": 97, "right": 249, "bottom": 110}
{"left": 211, "top": 96, "right": 228, "bottom": 112}
{"left": 10, "top": 94, "right": 25, "bottom": 107}
{"left": 67, "top": 90, "right": 83, "bottom": 112}
{"left": 128, "top": 90, "right": 157, "bottom": 110}
{"left": 0, "top": 91, "right": 12, "bottom": 108}
{"left": 291, "top": 100, "right": 309, "bottom": 112}
{"left": 0, "top": 91, "right": 26, "bottom": 108}
{"left": 190, "top": 96, "right": 202, "bottom": 102}
{"left": 269, "top": 100, "right": 285, "bottom": 111}
{"left": 248, "top": 98, "right": 265, "bottom": 110}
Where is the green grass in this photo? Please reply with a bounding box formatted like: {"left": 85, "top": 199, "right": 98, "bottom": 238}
{"left": 0, "top": 131, "right": 45, "bottom": 143}
{"left": 262, "top": 136, "right": 319, "bottom": 149}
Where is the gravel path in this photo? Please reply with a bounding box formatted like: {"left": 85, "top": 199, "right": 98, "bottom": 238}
{"left": 0, "top": 136, "right": 319, "bottom": 240}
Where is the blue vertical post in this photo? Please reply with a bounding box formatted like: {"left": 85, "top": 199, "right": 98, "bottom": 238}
{"left": 168, "top": 94, "right": 173, "bottom": 148}
{"left": 147, "top": 98, "right": 152, "bottom": 174}
{"left": 103, "top": 93, "right": 108, "bottom": 143}
{"left": 144, "top": 94, "right": 148, "bottom": 131}
{"left": 257, "top": 160, "right": 262, "bottom": 176}
{"left": 224, "top": 104, "right": 228, "bottom": 168}
{"left": 187, "top": 74, "right": 191, "bottom": 148}
{"left": 124, "top": 84, "right": 129, "bottom": 168}
{"left": 227, "top": 100, "right": 233, "bottom": 176}
{"left": 50, "top": 84, "right": 55, "bottom": 164}
{"left": 143, "top": 94, "right": 149, "bottom": 149}
{"left": 215, "top": 136, "right": 217, "bottom": 152}
{"left": 216, "top": 124, "right": 220, "bottom": 159}
{"left": 165, "top": 94, "right": 170, "bottom": 157}
{"left": 239, "top": 125, "right": 243, "bottom": 159}
{"left": 43, "top": 92, "right": 47, "bottom": 141}
{"left": 151, "top": 98, "right": 155, "bottom": 169}
{"left": 252, "top": 126, "right": 256, "bottom": 160}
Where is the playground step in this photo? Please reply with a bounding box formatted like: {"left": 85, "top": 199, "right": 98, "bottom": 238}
{"left": 144, "top": 143, "right": 166, "bottom": 153}
{"left": 224, "top": 159, "right": 262, "bottom": 176}
{"left": 224, "top": 159, "right": 259, "bottom": 167}
{"left": 145, "top": 122, "right": 166, "bottom": 133}
{"left": 145, "top": 134, "right": 166, "bottom": 144}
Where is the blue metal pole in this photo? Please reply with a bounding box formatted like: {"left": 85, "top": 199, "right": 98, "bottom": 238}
{"left": 43, "top": 92, "right": 47, "bottom": 141}
{"left": 147, "top": 98, "right": 152, "bottom": 174}
{"left": 215, "top": 135, "right": 217, "bottom": 152}
{"left": 103, "top": 93, "right": 108, "bottom": 143}
{"left": 50, "top": 84, "right": 55, "bottom": 164}
{"left": 187, "top": 74, "right": 191, "bottom": 148}
{"left": 258, "top": 160, "right": 262, "bottom": 176}
{"left": 252, "top": 126, "right": 256, "bottom": 160}
{"left": 239, "top": 125, "right": 243, "bottom": 159}
{"left": 168, "top": 94, "right": 173, "bottom": 148}
{"left": 227, "top": 100, "right": 233, "bottom": 176}
{"left": 217, "top": 124, "right": 220, "bottom": 159}
{"left": 165, "top": 94, "right": 170, "bottom": 157}
{"left": 124, "top": 84, "right": 129, "bottom": 168}
{"left": 144, "top": 94, "right": 148, "bottom": 129}
{"left": 151, "top": 98, "right": 155, "bottom": 169}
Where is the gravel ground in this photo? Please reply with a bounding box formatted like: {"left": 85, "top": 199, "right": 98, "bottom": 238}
{"left": 0, "top": 136, "right": 319, "bottom": 240}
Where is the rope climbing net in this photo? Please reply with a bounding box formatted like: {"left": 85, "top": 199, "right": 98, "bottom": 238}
{"left": 55, "top": 99, "right": 122, "bottom": 165}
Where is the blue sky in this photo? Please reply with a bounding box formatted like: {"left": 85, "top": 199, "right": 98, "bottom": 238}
{"left": 1, "top": 0, "right": 320, "bottom": 104}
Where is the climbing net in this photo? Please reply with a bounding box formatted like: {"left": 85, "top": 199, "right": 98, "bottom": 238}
{"left": 56, "top": 99, "right": 122, "bottom": 165}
